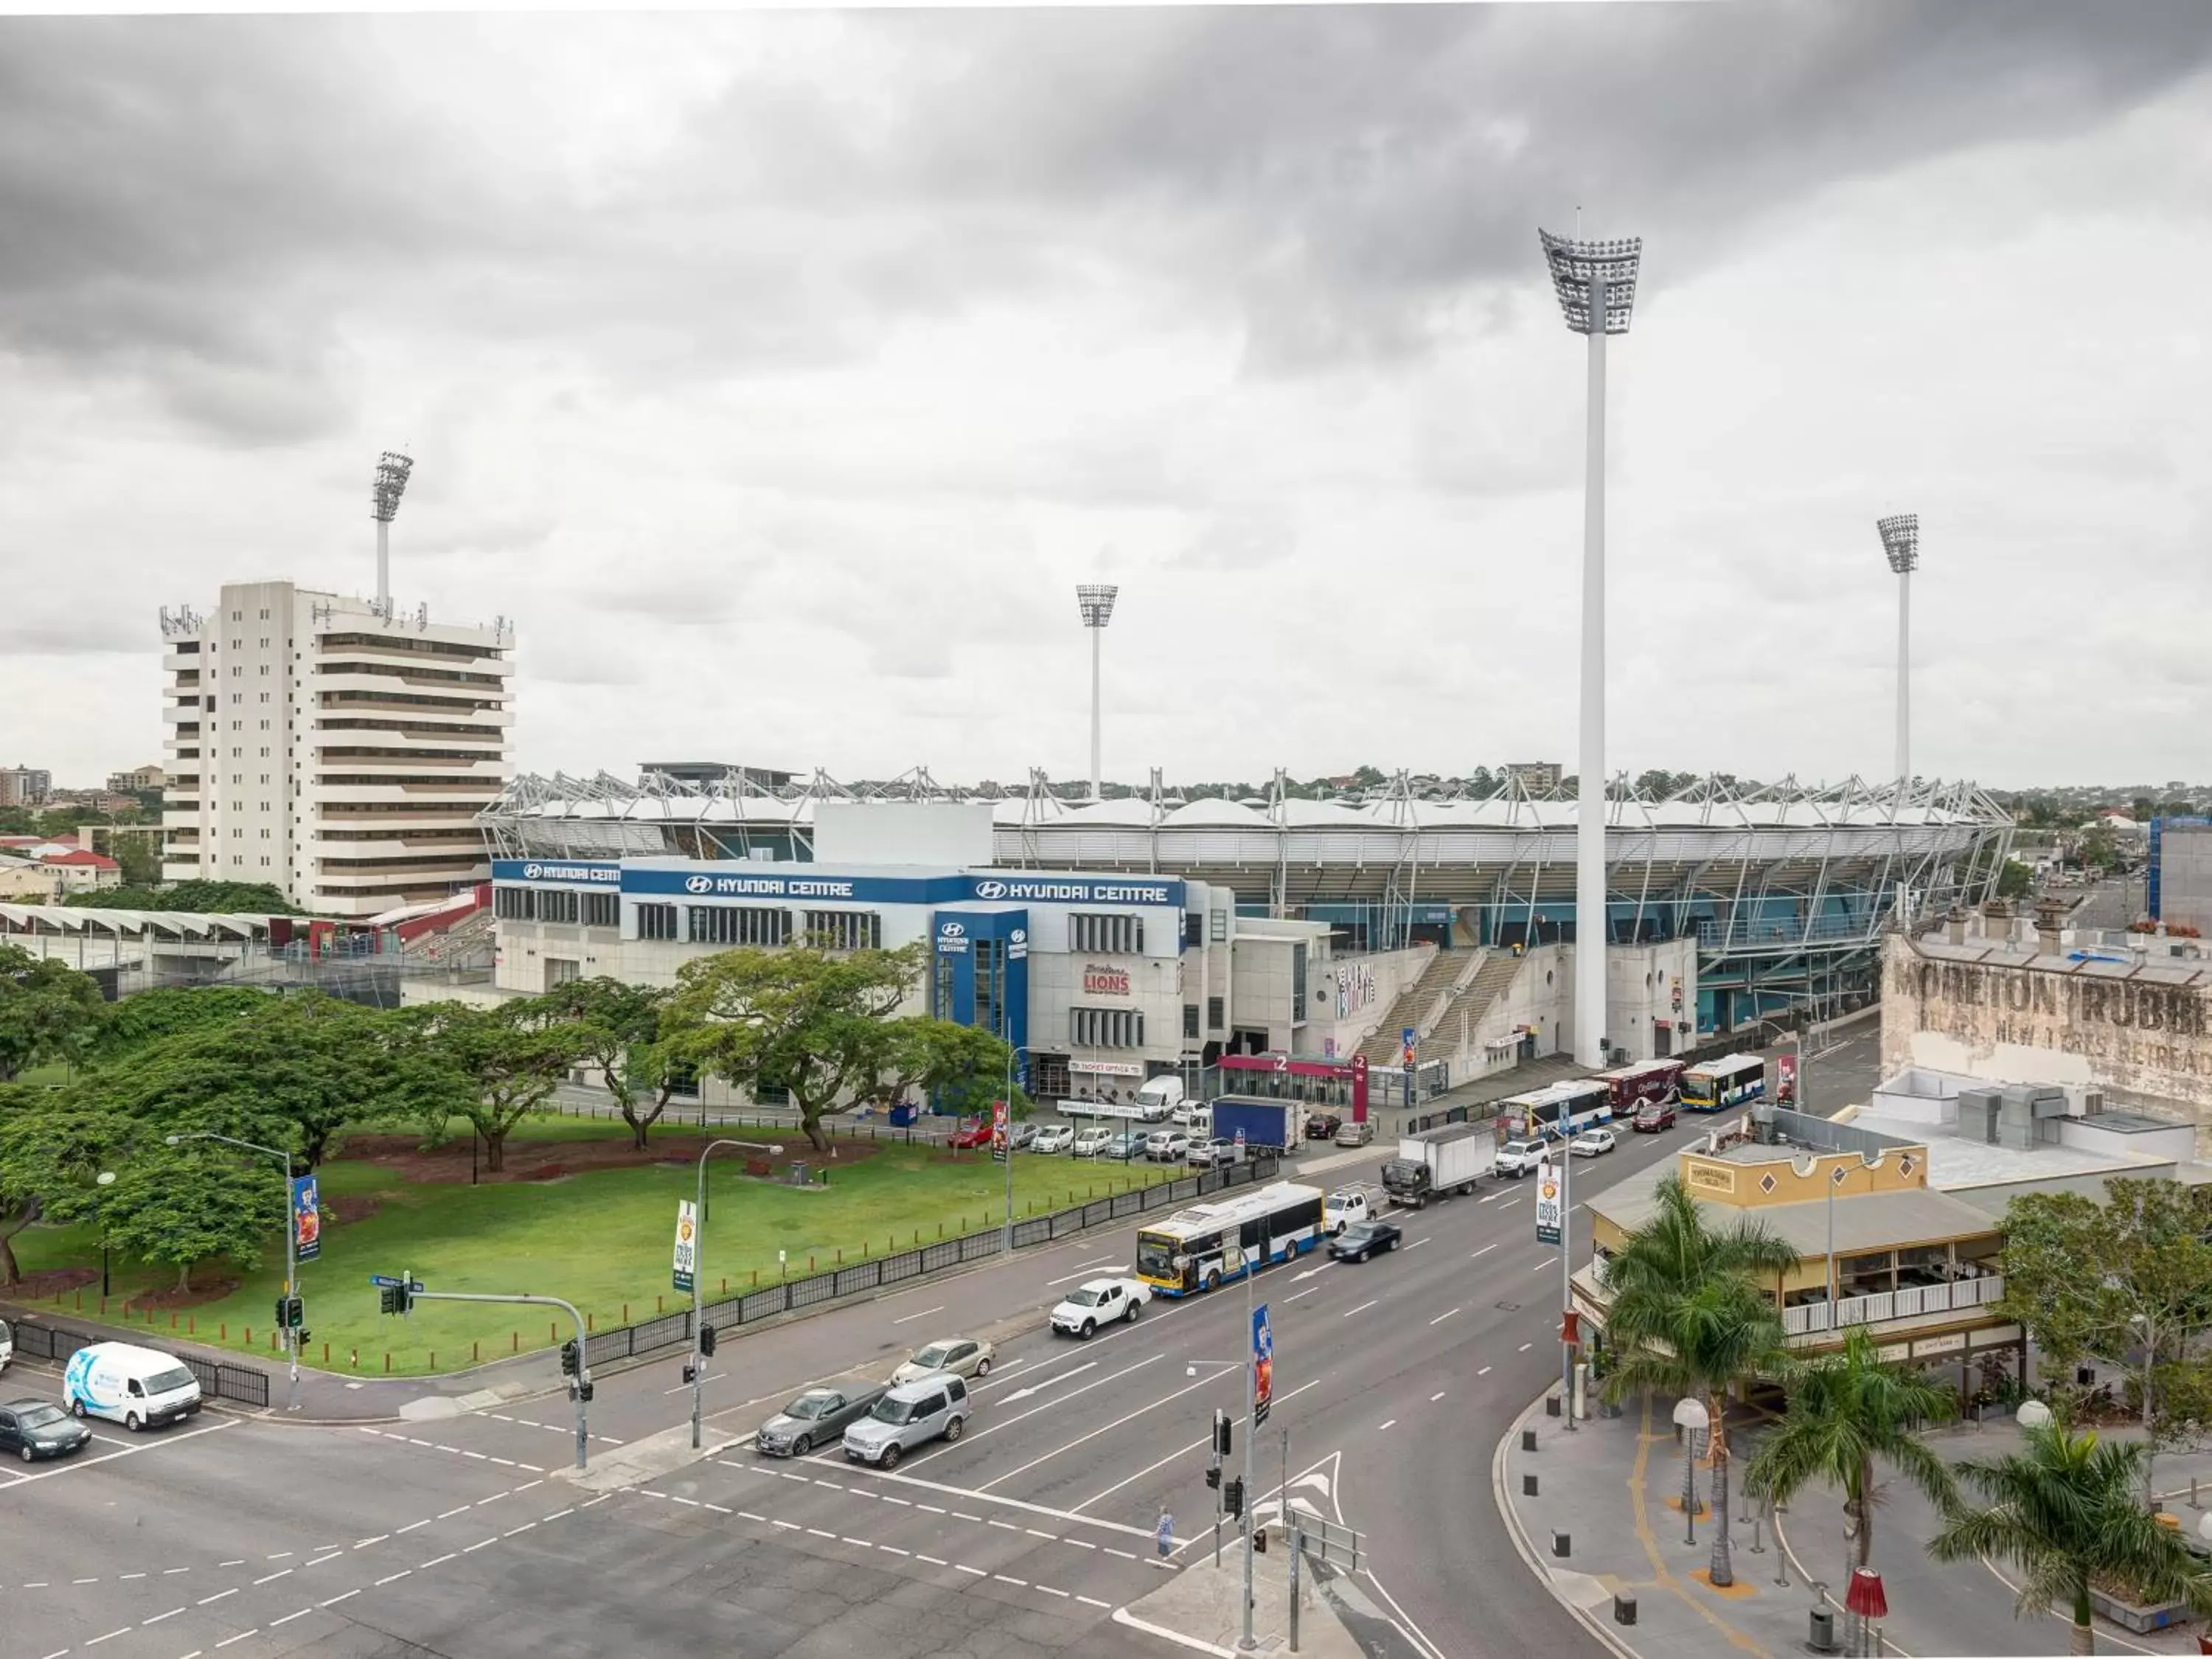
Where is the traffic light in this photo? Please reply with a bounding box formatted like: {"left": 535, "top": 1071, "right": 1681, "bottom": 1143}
{"left": 560, "top": 1339, "right": 580, "bottom": 1377}
{"left": 681, "top": 1363, "right": 698, "bottom": 1385}
{"left": 1222, "top": 1478, "right": 1244, "bottom": 1520}
{"left": 1206, "top": 1465, "right": 1222, "bottom": 1491}
{"left": 1213, "top": 1410, "right": 1232, "bottom": 1458}
{"left": 274, "top": 1296, "right": 288, "bottom": 1329}
{"left": 574, "top": 1380, "right": 594, "bottom": 1403}
{"left": 378, "top": 1284, "right": 404, "bottom": 1316}
{"left": 699, "top": 1324, "right": 717, "bottom": 1357}
{"left": 282, "top": 1295, "right": 304, "bottom": 1330}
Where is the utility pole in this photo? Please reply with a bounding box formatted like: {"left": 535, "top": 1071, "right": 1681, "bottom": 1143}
{"left": 404, "top": 1287, "right": 594, "bottom": 1469}
{"left": 167, "top": 1132, "right": 302, "bottom": 1412}
{"left": 691, "top": 1138, "right": 781, "bottom": 1450}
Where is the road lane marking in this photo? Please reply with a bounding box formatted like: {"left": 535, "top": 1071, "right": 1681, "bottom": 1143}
{"left": 305, "top": 1553, "right": 342, "bottom": 1568}
{"left": 1478, "top": 1193, "right": 1500, "bottom": 1203}
{"left": 1340, "top": 1300, "right": 1378, "bottom": 1318}
{"left": 1407, "top": 1238, "right": 1430, "bottom": 1249}
{"left": 1518, "top": 1343, "right": 1533, "bottom": 1352}
{"left": 321, "top": 1590, "right": 360, "bottom": 1608}
{"left": 1478, "top": 1366, "right": 1492, "bottom": 1376}
{"left": 918, "top": 1554, "right": 948, "bottom": 1566}
{"left": 373, "top": 1570, "right": 411, "bottom": 1586}
{"left": 1044, "top": 1257, "right": 1124, "bottom": 1287}
{"left": 890, "top": 1304, "right": 946, "bottom": 1325}
{"left": 956, "top": 1563, "right": 987, "bottom": 1576}
{"left": 1284, "top": 1287, "right": 1318, "bottom": 1303}
{"left": 1431, "top": 1392, "right": 1447, "bottom": 1402}
{"left": 1500, "top": 1197, "right": 1522, "bottom": 1208}
{"left": 880, "top": 1544, "right": 911, "bottom": 1556}
{"left": 252, "top": 1569, "right": 292, "bottom": 1585}
{"left": 1377, "top": 1420, "right": 1397, "bottom": 1432}
{"left": 1470, "top": 1242, "right": 1498, "bottom": 1259}
{"left": 144, "top": 1607, "right": 185, "bottom": 1625}
{"left": 1429, "top": 1308, "right": 1459, "bottom": 1325}
{"left": 965, "top": 1354, "right": 1158, "bottom": 1442}
{"left": 1532, "top": 1256, "right": 1558, "bottom": 1272}
{"left": 972, "top": 1365, "right": 1223, "bottom": 1492}
{"left": 86, "top": 1628, "right": 131, "bottom": 1646}
{"left": 0, "top": 1416, "right": 234, "bottom": 1484}
{"left": 271, "top": 1608, "right": 313, "bottom": 1627}
{"left": 215, "top": 1631, "right": 258, "bottom": 1649}
{"left": 421, "top": 1553, "right": 457, "bottom": 1568}
{"left": 198, "top": 1588, "right": 238, "bottom": 1606}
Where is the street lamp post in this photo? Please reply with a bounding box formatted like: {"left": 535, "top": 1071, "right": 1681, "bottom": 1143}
{"left": 1877, "top": 513, "right": 1920, "bottom": 784}
{"left": 1001, "top": 1045, "right": 1031, "bottom": 1255}
{"left": 691, "top": 1137, "right": 783, "bottom": 1450}
{"left": 167, "top": 1131, "right": 301, "bottom": 1412}
{"left": 96, "top": 1169, "right": 116, "bottom": 1298}
{"left": 1540, "top": 227, "right": 1642, "bottom": 1071}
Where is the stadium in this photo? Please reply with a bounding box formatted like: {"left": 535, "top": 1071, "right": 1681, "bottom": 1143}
{"left": 479, "top": 766, "right": 2014, "bottom": 1032}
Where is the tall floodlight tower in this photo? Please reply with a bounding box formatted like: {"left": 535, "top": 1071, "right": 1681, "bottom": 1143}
{"left": 1540, "top": 229, "right": 1641, "bottom": 1069}
{"left": 1877, "top": 513, "right": 1919, "bottom": 783}
{"left": 372, "top": 451, "right": 415, "bottom": 617}
{"left": 1076, "top": 584, "right": 1119, "bottom": 801}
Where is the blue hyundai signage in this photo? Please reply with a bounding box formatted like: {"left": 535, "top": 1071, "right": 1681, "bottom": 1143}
{"left": 493, "top": 859, "right": 621, "bottom": 888}
{"left": 619, "top": 866, "right": 1183, "bottom": 909}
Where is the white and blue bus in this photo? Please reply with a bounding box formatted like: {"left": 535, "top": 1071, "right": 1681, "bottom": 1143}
{"left": 1494, "top": 1079, "right": 1613, "bottom": 1146}
{"left": 1134, "top": 1182, "right": 1326, "bottom": 1298}
{"left": 1681, "top": 1053, "right": 1766, "bottom": 1113}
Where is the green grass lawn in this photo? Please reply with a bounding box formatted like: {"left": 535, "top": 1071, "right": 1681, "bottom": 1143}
{"left": 9, "top": 1121, "right": 1177, "bottom": 1377}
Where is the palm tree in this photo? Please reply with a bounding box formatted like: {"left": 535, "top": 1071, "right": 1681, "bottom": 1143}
{"left": 1930, "top": 1414, "right": 2212, "bottom": 1655}
{"left": 1745, "top": 1329, "right": 1960, "bottom": 1632}
{"left": 1602, "top": 1175, "right": 1798, "bottom": 1587}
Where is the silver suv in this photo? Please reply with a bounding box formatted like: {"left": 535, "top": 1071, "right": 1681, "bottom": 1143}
{"left": 841, "top": 1372, "right": 971, "bottom": 1470}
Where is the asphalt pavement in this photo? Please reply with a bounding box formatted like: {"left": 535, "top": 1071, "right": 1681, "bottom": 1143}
{"left": 1, "top": 1021, "right": 1881, "bottom": 1659}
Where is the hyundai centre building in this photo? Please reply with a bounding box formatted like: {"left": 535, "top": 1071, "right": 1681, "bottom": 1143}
{"left": 489, "top": 855, "right": 1331, "bottom": 1099}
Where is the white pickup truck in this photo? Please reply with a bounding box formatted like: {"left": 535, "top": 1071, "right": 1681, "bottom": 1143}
{"left": 1048, "top": 1277, "right": 1152, "bottom": 1339}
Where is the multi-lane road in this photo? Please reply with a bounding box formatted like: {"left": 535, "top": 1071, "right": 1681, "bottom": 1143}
{"left": 3, "top": 1028, "right": 1874, "bottom": 1659}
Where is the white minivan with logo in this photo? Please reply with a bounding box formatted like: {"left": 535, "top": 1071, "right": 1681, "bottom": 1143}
{"left": 64, "top": 1342, "right": 204, "bottom": 1432}
{"left": 0, "top": 1315, "right": 13, "bottom": 1375}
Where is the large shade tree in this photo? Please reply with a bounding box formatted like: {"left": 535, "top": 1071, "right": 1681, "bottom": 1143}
{"left": 0, "top": 944, "right": 105, "bottom": 1083}
{"left": 1744, "top": 1329, "right": 1958, "bottom": 1606}
{"left": 1930, "top": 1415, "right": 2212, "bottom": 1655}
{"left": 1601, "top": 1174, "right": 1798, "bottom": 1588}
{"left": 406, "top": 1001, "right": 592, "bottom": 1172}
{"left": 539, "top": 977, "right": 686, "bottom": 1149}
{"left": 665, "top": 944, "right": 926, "bottom": 1152}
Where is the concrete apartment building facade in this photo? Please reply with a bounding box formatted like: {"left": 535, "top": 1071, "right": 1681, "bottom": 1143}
{"left": 160, "top": 582, "right": 514, "bottom": 918}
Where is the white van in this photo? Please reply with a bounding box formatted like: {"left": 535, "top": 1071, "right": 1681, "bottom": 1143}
{"left": 0, "top": 1316, "right": 12, "bottom": 1374}
{"left": 63, "top": 1342, "right": 203, "bottom": 1432}
{"left": 1134, "top": 1077, "right": 1186, "bottom": 1121}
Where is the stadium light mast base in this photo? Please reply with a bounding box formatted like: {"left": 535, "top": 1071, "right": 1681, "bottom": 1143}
{"left": 1077, "top": 584, "right": 1119, "bottom": 802}
{"left": 1540, "top": 228, "right": 1641, "bottom": 1070}
{"left": 1877, "top": 513, "right": 1920, "bottom": 785}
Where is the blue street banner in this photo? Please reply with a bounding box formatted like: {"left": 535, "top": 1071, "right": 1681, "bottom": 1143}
{"left": 291, "top": 1174, "right": 321, "bottom": 1265}
{"left": 1253, "top": 1303, "right": 1274, "bottom": 1427}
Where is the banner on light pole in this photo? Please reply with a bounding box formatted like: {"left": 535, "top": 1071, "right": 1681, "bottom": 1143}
{"left": 1534, "top": 1164, "right": 1563, "bottom": 1248}
{"left": 291, "top": 1174, "right": 321, "bottom": 1265}
{"left": 1252, "top": 1303, "right": 1274, "bottom": 1427}
{"left": 991, "top": 1096, "right": 1010, "bottom": 1164}
{"left": 672, "top": 1199, "right": 698, "bottom": 1293}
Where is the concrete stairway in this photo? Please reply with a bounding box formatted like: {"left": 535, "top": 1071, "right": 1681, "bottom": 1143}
{"left": 1355, "top": 947, "right": 1457, "bottom": 1062}
{"left": 1415, "top": 950, "right": 1523, "bottom": 1063}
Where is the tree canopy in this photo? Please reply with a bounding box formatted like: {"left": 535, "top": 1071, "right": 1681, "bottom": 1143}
{"left": 539, "top": 976, "right": 686, "bottom": 1149}
{"left": 63, "top": 880, "right": 301, "bottom": 914}
{"left": 409, "top": 1001, "right": 593, "bottom": 1172}
{"left": 0, "top": 943, "right": 106, "bottom": 1083}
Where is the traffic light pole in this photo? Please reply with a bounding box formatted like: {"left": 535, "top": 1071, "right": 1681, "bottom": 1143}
{"left": 281, "top": 1149, "right": 299, "bottom": 1414}
{"left": 690, "top": 1138, "right": 760, "bottom": 1451}
{"left": 406, "top": 1290, "right": 593, "bottom": 1469}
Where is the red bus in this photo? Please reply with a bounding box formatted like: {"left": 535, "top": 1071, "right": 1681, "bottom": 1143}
{"left": 1593, "top": 1059, "right": 1684, "bottom": 1114}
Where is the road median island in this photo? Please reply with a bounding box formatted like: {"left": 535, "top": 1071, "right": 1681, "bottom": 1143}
{"left": 1113, "top": 1527, "right": 1369, "bottom": 1659}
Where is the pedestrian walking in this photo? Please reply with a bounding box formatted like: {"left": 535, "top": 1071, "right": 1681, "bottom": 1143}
{"left": 1156, "top": 1508, "right": 1175, "bottom": 1559}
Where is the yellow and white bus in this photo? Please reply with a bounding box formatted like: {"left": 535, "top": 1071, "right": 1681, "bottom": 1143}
{"left": 1134, "top": 1182, "right": 1326, "bottom": 1298}
{"left": 1681, "top": 1053, "right": 1767, "bottom": 1113}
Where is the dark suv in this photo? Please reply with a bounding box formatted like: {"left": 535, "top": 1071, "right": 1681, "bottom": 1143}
{"left": 1632, "top": 1099, "right": 1677, "bottom": 1133}
{"left": 1304, "top": 1111, "right": 1343, "bottom": 1141}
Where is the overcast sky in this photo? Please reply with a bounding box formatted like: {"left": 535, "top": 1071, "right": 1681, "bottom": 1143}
{"left": 4, "top": 2, "right": 2209, "bottom": 793}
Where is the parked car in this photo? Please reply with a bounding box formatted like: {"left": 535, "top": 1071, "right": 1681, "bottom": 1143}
{"left": 1304, "top": 1110, "right": 1342, "bottom": 1142}
{"left": 1049, "top": 1277, "right": 1151, "bottom": 1338}
{"left": 1032, "top": 1124, "right": 1076, "bottom": 1154}
{"left": 948, "top": 1120, "right": 995, "bottom": 1150}
{"left": 1007, "top": 1121, "right": 1040, "bottom": 1150}
{"left": 1144, "top": 1129, "right": 1194, "bottom": 1162}
{"left": 1632, "top": 1099, "right": 1677, "bottom": 1133}
{"left": 892, "top": 1338, "right": 996, "bottom": 1385}
{"left": 1570, "top": 1127, "right": 1617, "bottom": 1159}
{"left": 1334, "top": 1119, "right": 1375, "bottom": 1148}
{"left": 0, "top": 1397, "right": 91, "bottom": 1463}
{"left": 1072, "top": 1127, "right": 1116, "bottom": 1158}
{"left": 842, "top": 1373, "right": 971, "bottom": 1470}
{"left": 1103, "top": 1130, "right": 1146, "bottom": 1161}
{"left": 1328, "top": 1220, "right": 1403, "bottom": 1262}
{"left": 0, "top": 1316, "right": 10, "bottom": 1375}
{"left": 1495, "top": 1139, "right": 1548, "bottom": 1179}
{"left": 1188, "top": 1137, "right": 1241, "bottom": 1169}
{"left": 1324, "top": 1183, "right": 1382, "bottom": 1234}
{"left": 1169, "top": 1101, "right": 1206, "bottom": 1127}
{"left": 754, "top": 1384, "right": 887, "bottom": 1458}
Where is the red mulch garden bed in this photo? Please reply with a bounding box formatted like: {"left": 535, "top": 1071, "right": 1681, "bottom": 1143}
{"left": 333, "top": 1130, "right": 886, "bottom": 1185}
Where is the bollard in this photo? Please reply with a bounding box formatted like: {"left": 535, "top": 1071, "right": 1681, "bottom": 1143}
{"left": 246, "top": 1326, "right": 252, "bottom": 1346}
{"left": 722, "top": 1277, "right": 728, "bottom": 1293}
{"left": 512, "top": 1331, "right": 520, "bottom": 1352}
{"left": 473, "top": 1341, "right": 479, "bottom": 1363}
{"left": 429, "top": 1351, "right": 435, "bottom": 1369}
{"left": 550, "top": 1321, "right": 557, "bottom": 1345}
{"left": 189, "top": 1315, "right": 195, "bottom": 1335}
{"left": 1522, "top": 1428, "right": 1538, "bottom": 1453}
{"left": 1523, "top": 1473, "right": 1540, "bottom": 1498}
{"left": 384, "top": 1352, "right": 392, "bottom": 1374}
{"left": 351, "top": 1349, "right": 359, "bottom": 1369}
{"left": 1614, "top": 1591, "right": 1638, "bottom": 1627}
{"left": 1545, "top": 1395, "right": 1562, "bottom": 1417}
{"left": 324, "top": 1343, "right": 330, "bottom": 1363}
{"left": 171, "top": 1312, "right": 178, "bottom": 1329}
{"left": 622, "top": 1304, "right": 629, "bottom": 1324}
{"left": 100, "top": 1296, "right": 108, "bottom": 1317}
{"left": 588, "top": 1312, "right": 594, "bottom": 1332}
{"left": 658, "top": 1295, "right": 664, "bottom": 1313}
{"left": 1551, "top": 1531, "right": 1571, "bottom": 1559}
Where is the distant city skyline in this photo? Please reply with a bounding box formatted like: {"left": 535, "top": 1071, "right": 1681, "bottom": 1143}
{"left": 2, "top": 7, "right": 2209, "bottom": 787}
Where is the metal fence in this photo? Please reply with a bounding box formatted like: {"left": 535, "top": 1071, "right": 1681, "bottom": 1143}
{"left": 582, "top": 1156, "right": 1281, "bottom": 1368}
{"left": 2, "top": 1317, "right": 271, "bottom": 1408}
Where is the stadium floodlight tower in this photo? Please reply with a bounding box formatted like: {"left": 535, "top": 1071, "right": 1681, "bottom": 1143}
{"left": 372, "top": 450, "right": 415, "bottom": 618}
{"left": 1877, "top": 512, "right": 1920, "bottom": 783}
{"left": 1076, "top": 583, "right": 1119, "bottom": 801}
{"left": 1540, "top": 226, "right": 1641, "bottom": 1070}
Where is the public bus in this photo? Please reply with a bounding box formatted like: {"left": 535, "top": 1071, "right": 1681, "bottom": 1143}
{"left": 1593, "top": 1059, "right": 1684, "bottom": 1115}
{"left": 1680, "top": 1053, "right": 1767, "bottom": 1113}
{"left": 1494, "top": 1078, "right": 1613, "bottom": 1145}
{"left": 1133, "top": 1181, "right": 1327, "bottom": 1298}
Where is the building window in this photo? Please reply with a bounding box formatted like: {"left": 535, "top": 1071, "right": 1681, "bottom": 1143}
{"left": 1183, "top": 1004, "right": 1200, "bottom": 1040}
{"left": 1292, "top": 943, "right": 1308, "bottom": 1021}
{"left": 495, "top": 886, "right": 535, "bottom": 920}
{"left": 582, "top": 891, "right": 619, "bottom": 929}
{"left": 636, "top": 901, "right": 678, "bottom": 940}
{"left": 1210, "top": 910, "right": 1228, "bottom": 943}
{"left": 1071, "top": 913, "right": 1143, "bottom": 954}
{"left": 546, "top": 958, "right": 581, "bottom": 987}
{"left": 688, "top": 905, "right": 790, "bottom": 947}
{"left": 1208, "top": 996, "right": 1225, "bottom": 1032}
{"left": 803, "top": 910, "right": 882, "bottom": 950}
{"left": 1070, "top": 1006, "right": 1144, "bottom": 1048}
{"left": 1183, "top": 912, "right": 1203, "bottom": 948}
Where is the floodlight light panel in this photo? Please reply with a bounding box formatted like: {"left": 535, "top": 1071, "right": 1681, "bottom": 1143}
{"left": 1876, "top": 512, "right": 1920, "bottom": 574}
{"left": 1076, "top": 583, "right": 1119, "bottom": 627}
{"left": 1538, "top": 229, "right": 1643, "bottom": 335}
{"left": 372, "top": 451, "right": 416, "bottom": 523}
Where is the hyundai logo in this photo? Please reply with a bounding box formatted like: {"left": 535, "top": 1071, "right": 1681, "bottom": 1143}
{"left": 524, "top": 863, "right": 543, "bottom": 880}
{"left": 973, "top": 879, "right": 1008, "bottom": 900}
{"left": 940, "top": 921, "right": 966, "bottom": 937}
{"left": 1009, "top": 928, "right": 1026, "bottom": 945}
{"left": 685, "top": 874, "right": 713, "bottom": 894}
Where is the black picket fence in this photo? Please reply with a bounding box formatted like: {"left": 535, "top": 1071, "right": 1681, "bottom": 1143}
{"left": 582, "top": 1155, "right": 1282, "bottom": 1369}
{"left": 4, "top": 1316, "right": 272, "bottom": 1409}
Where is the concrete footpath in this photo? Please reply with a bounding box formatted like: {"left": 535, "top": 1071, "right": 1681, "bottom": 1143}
{"left": 1115, "top": 1527, "right": 1373, "bottom": 1659}
{"left": 1495, "top": 1385, "right": 2212, "bottom": 1659}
